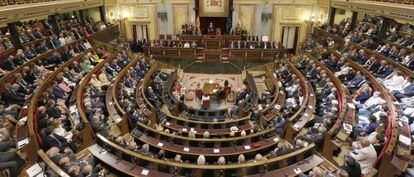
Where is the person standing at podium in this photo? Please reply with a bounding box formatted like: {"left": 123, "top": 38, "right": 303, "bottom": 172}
{"left": 208, "top": 22, "right": 215, "bottom": 35}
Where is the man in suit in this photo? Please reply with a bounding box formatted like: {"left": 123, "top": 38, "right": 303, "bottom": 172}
{"left": 393, "top": 76, "right": 414, "bottom": 100}
{"left": 2, "top": 84, "right": 26, "bottom": 105}
{"left": 19, "top": 32, "right": 30, "bottom": 43}
{"left": 346, "top": 71, "right": 365, "bottom": 93}
{"left": 33, "top": 28, "right": 44, "bottom": 39}
{"left": 2, "top": 56, "right": 16, "bottom": 71}
{"left": 0, "top": 141, "right": 25, "bottom": 177}
{"left": 43, "top": 126, "right": 69, "bottom": 152}
{"left": 356, "top": 50, "right": 369, "bottom": 65}
{"left": 24, "top": 46, "right": 36, "bottom": 59}
{"left": 110, "top": 59, "right": 121, "bottom": 72}
{"left": 365, "top": 57, "right": 380, "bottom": 72}
{"left": 235, "top": 88, "right": 247, "bottom": 104}
{"left": 400, "top": 35, "right": 413, "bottom": 47}
{"left": 387, "top": 32, "right": 399, "bottom": 42}
{"left": 374, "top": 62, "right": 394, "bottom": 79}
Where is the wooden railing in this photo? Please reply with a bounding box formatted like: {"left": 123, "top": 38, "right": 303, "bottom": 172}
{"left": 94, "top": 133, "right": 319, "bottom": 177}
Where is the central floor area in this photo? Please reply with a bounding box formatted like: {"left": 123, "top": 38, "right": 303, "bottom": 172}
{"left": 180, "top": 73, "right": 243, "bottom": 109}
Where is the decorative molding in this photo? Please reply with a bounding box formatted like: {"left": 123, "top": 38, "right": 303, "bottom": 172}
{"left": 0, "top": 0, "right": 103, "bottom": 24}
{"left": 199, "top": 0, "right": 229, "bottom": 17}
{"left": 332, "top": 0, "right": 414, "bottom": 21}
{"left": 238, "top": 4, "right": 256, "bottom": 34}
{"left": 281, "top": 5, "right": 308, "bottom": 21}
{"left": 130, "top": 6, "right": 149, "bottom": 18}
{"left": 172, "top": 3, "right": 189, "bottom": 36}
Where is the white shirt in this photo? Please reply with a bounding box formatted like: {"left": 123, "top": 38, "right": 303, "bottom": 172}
{"left": 350, "top": 144, "right": 377, "bottom": 175}
{"left": 84, "top": 42, "right": 92, "bottom": 49}
{"left": 363, "top": 93, "right": 385, "bottom": 109}
{"left": 59, "top": 37, "right": 67, "bottom": 45}
{"left": 335, "top": 66, "right": 351, "bottom": 77}
{"left": 383, "top": 74, "right": 405, "bottom": 91}
{"left": 201, "top": 95, "right": 210, "bottom": 102}
{"left": 183, "top": 42, "right": 190, "bottom": 48}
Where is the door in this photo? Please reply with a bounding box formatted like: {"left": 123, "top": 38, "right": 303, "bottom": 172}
{"left": 133, "top": 24, "right": 149, "bottom": 42}
{"left": 281, "top": 26, "right": 300, "bottom": 53}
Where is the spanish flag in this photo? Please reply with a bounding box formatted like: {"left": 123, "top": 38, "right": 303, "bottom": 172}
{"left": 196, "top": 16, "right": 200, "bottom": 31}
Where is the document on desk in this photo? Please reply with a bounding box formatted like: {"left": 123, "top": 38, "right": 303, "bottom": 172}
{"left": 26, "top": 163, "right": 43, "bottom": 177}
{"left": 141, "top": 169, "right": 149, "bottom": 175}
{"left": 347, "top": 103, "right": 356, "bottom": 109}
{"left": 213, "top": 149, "right": 220, "bottom": 153}
{"left": 17, "top": 138, "right": 29, "bottom": 149}
{"left": 399, "top": 135, "right": 411, "bottom": 147}
{"left": 293, "top": 168, "right": 302, "bottom": 174}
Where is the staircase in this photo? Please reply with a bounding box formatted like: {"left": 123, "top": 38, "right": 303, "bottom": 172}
{"left": 221, "top": 48, "right": 229, "bottom": 63}
{"left": 196, "top": 47, "right": 204, "bottom": 62}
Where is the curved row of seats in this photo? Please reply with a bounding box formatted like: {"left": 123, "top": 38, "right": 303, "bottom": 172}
{"left": 18, "top": 54, "right": 342, "bottom": 177}
{"left": 313, "top": 27, "right": 412, "bottom": 176}
{"left": 71, "top": 56, "right": 342, "bottom": 175}
{"left": 0, "top": 0, "right": 57, "bottom": 6}
{"left": 7, "top": 24, "right": 117, "bottom": 173}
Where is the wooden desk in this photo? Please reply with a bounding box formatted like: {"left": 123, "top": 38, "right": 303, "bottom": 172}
{"left": 132, "top": 129, "right": 280, "bottom": 157}
{"left": 229, "top": 49, "right": 287, "bottom": 61}
{"left": 136, "top": 122, "right": 275, "bottom": 145}
{"left": 162, "top": 121, "right": 253, "bottom": 136}
{"left": 89, "top": 144, "right": 174, "bottom": 177}
{"left": 143, "top": 47, "right": 197, "bottom": 60}
{"left": 246, "top": 154, "right": 325, "bottom": 177}
{"left": 304, "top": 53, "right": 354, "bottom": 163}
{"left": 95, "top": 133, "right": 317, "bottom": 176}
{"left": 321, "top": 44, "right": 399, "bottom": 177}
{"left": 284, "top": 61, "right": 310, "bottom": 142}
{"left": 203, "top": 83, "right": 221, "bottom": 95}
{"left": 37, "top": 150, "right": 70, "bottom": 177}
{"left": 316, "top": 27, "right": 412, "bottom": 161}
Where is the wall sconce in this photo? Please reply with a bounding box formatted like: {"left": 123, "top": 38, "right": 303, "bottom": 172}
{"left": 261, "top": 13, "right": 272, "bottom": 23}
{"left": 157, "top": 12, "right": 168, "bottom": 22}
{"left": 123, "top": 11, "right": 129, "bottom": 19}
{"left": 304, "top": 16, "right": 309, "bottom": 22}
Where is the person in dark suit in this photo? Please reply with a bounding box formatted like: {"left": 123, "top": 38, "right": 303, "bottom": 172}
{"left": 346, "top": 71, "right": 365, "bottom": 93}
{"left": 365, "top": 57, "right": 380, "bottom": 72}
{"left": 45, "top": 38, "right": 56, "bottom": 49}
{"left": 235, "top": 88, "right": 247, "bottom": 104}
{"left": 33, "top": 28, "right": 44, "bottom": 39}
{"left": 2, "top": 84, "right": 25, "bottom": 105}
{"left": 341, "top": 156, "right": 362, "bottom": 177}
{"left": 355, "top": 87, "right": 372, "bottom": 103}
{"left": 24, "top": 46, "right": 37, "bottom": 59}
{"left": 273, "top": 116, "right": 286, "bottom": 135}
{"left": 2, "top": 56, "right": 17, "bottom": 71}
{"left": 407, "top": 58, "right": 414, "bottom": 70}
{"left": 374, "top": 63, "right": 394, "bottom": 79}
{"left": 19, "top": 32, "right": 30, "bottom": 43}
{"left": 400, "top": 35, "right": 413, "bottom": 47}
{"left": 0, "top": 141, "right": 25, "bottom": 177}
{"left": 43, "top": 126, "right": 69, "bottom": 152}
{"left": 91, "top": 116, "right": 109, "bottom": 137}
{"left": 356, "top": 50, "right": 369, "bottom": 65}
{"left": 387, "top": 32, "right": 399, "bottom": 42}
{"left": 296, "top": 127, "right": 326, "bottom": 150}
